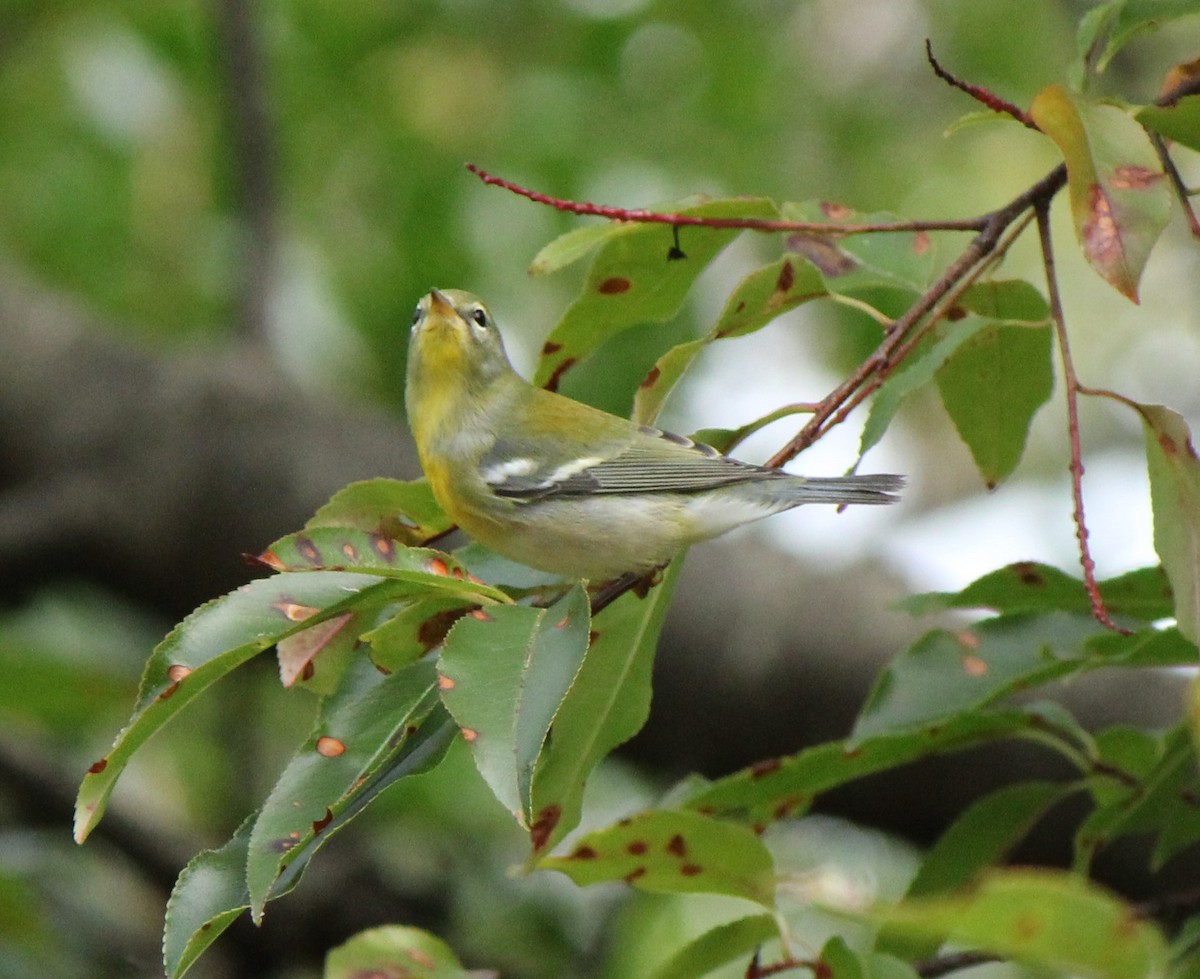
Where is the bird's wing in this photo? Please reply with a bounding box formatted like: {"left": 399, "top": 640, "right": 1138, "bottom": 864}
{"left": 481, "top": 426, "right": 777, "bottom": 500}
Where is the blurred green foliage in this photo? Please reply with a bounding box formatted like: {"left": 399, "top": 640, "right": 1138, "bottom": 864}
{"left": 3, "top": 2, "right": 1199, "bottom": 978}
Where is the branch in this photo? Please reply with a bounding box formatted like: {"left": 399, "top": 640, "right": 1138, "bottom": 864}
{"left": 925, "top": 39, "right": 1037, "bottom": 130}
{"left": 1035, "top": 202, "right": 1127, "bottom": 633}
{"left": 466, "top": 164, "right": 985, "bottom": 235}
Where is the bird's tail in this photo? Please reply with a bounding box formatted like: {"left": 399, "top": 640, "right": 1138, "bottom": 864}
{"left": 787, "top": 473, "right": 905, "bottom": 505}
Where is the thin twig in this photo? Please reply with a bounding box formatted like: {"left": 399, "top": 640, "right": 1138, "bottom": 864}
{"left": 1149, "top": 131, "right": 1200, "bottom": 239}
{"left": 925, "top": 39, "right": 1038, "bottom": 130}
{"left": 466, "top": 164, "right": 985, "bottom": 236}
{"left": 1035, "top": 202, "right": 1127, "bottom": 633}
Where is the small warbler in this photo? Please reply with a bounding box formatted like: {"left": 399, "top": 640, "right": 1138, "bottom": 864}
{"left": 406, "top": 288, "right": 903, "bottom": 581}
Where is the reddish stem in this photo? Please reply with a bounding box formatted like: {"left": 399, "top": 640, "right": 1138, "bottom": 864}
{"left": 925, "top": 40, "right": 1038, "bottom": 130}
{"left": 467, "top": 164, "right": 985, "bottom": 235}
{"left": 1035, "top": 203, "right": 1127, "bottom": 634}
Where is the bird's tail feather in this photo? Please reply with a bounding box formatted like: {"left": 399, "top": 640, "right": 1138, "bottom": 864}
{"left": 788, "top": 473, "right": 905, "bottom": 505}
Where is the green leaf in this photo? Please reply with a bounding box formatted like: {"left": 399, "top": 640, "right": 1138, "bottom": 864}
{"left": 911, "top": 781, "right": 1068, "bottom": 898}
{"left": 1138, "top": 94, "right": 1200, "bottom": 153}
{"left": 305, "top": 478, "right": 453, "bottom": 545}
{"left": 647, "top": 914, "right": 779, "bottom": 979}
{"left": 632, "top": 254, "right": 826, "bottom": 425}
{"left": 1030, "top": 84, "right": 1172, "bottom": 301}
{"left": 74, "top": 571, "right": 412, "bottom": 843}
{"left": 543, "top": 809, "right": 776, "bottom": 907}
{"left": 260, "top": 530, "right": 511, "bottom": 606}
{"left": 853, "top": 612, "right": 1106, "bottom": 741}
{"left": 685, "top": 707, "right": 1058, "bottom": 827}
{"left": 1075, "top": 724, "right": 1200, "bottom": 870}
{"left": 879, "top": 781, "right": 1069, "bottom": 960}
{"left": 898, "top": 562, "right": 1174, "bottom": 622}
{"left": 780, "top": 200, "right": 939, "bottom": 294}
{"left": 246, "top": 658, "right": 442, "bottom": 920}
{"left": 870, "top": 869, "right": 1167, "bottom": 979}
{"left": 860, "top": 315, "right": 992, "bottom": 458}
{"left": 163, "top": 817, "right": 255, "bottom": 979}
{"left": 527, "top": 559, "right": 681, "bottom": 854}
{"left": 531, "top": 197, "right": 780, "bottom": 389}
{"left": 860, "top": 278, "right": 1049, "bottom": 458}
{"left": 324, "top": 925, "right": 483, "bottom": 979}
{"left": 936, "top": 321, "right": 1054, "bottom": 487}
{"left": 1141, "top": 403, "right": 1200, "bottom": 644}
{"left": 1075, "top": 0, "right": 1200, "bottom": 79}
{"left": 362, "top": 595, "right": 474, "bottom": 672}
{"left": 437, "top": 585, "right": 592, "bottom": 825}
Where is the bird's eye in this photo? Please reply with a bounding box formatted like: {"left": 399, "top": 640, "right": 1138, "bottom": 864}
{"left": 411, "top": 307, "right": 421, "bottom": 326}
{"left": 471, "top": 308, "right": 488, "bottom": 328}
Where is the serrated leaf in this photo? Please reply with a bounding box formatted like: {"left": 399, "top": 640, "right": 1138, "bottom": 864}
{"left": 632, "top": 255, "right": 825, "bottom": 425}
{"left": 543, "top": 809, "right": 776, "bottom": 907}
{"left": 1030, "top": 84, "right": 1172, "bottom": 301}
{"left": 324, "top": 925, "right": 488, "bottom": 979}
{"left": 685, "top": 707, "right": 1054, "bottom": 826}
{"left": 1141, "top": 403, "right": 1200, "bottom": 645}
{"left": 936, "top": 321, "right": 1054, "bottom": 487}
{"left": 163, "top": 816, "right": 255, "bottom": 979}
{"left": 305, "top": 478, "right": 452, "bottom": 545}
{"left": 898, "top": 562, "right": 1174, "bottom": 622}
{"left": 74, "top": 571, "right": 412, "bottom": 842}
{"left": 246, "top": 658, "right": 441, "bottom": 920}
{"left": 527, "top": 560, "right": 681, "bottom": 854}
{"left": 1138, "top": 94, "right": 1200, "bottom": 152}
{"left": 647, "top": 914, "right": 779, "bottom": 979}
{"left": 869, "top": 869, "right": 1167, "bottom": 979}
{"left": 437, "top": 585, "right": 591, "bottom": 825}
{"left": 532, "top": 197, "right": 780, "bottom": 389}
{"left": 259, "top": 530, "right": 510, "bottom": 606}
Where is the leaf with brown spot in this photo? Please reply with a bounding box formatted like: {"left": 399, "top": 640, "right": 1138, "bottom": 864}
{"left": 75, "top": 570, "right": 420, "bottom": 844}
{"left": 527, "top": 560, "right": 682, "bottom": 856}
{"left": 263, "top": 529, "right": 510, "bottom": 606}
{"left": 541, "top": 809, "right": 776, "bottom": 906}
{"left": 1140, "top": 403, "right": 1200, "bottom": 645}
{"left": 363, "top": 596, "right": 475, "bottom": 673}
{"left": 897, "top": 562, "right": 1174, "bottom": 621}
{"left": 531, "top": 197, "right": 780, "bottom": 389}
{"left": 437, "top": 585, "right": 592, "bottom": 826}
{"left": 781, "top": 199, "right": 940, "bottom": 293}
{"left": 631, "top": 255, "right": 825, "bottom": 425}
{"left": 277, "top": 612, "right": 356, "bottom": 693}
{"left": 1030, "top": 84, "right": 1171, "bottom": 301}
{"left": 867, "top": 869, "right": 1165, "bottom": 979}
{"left": 306, "top": 478, "right": 453, "bottom": 546}
{"left": 324, "top": 924, "right": 479, "bottom": 979}
{"left": 246, "top": 656, "right": 448, "bottom": 921}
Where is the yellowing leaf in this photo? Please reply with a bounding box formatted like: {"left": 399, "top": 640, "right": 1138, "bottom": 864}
{"left": 1030, "top": 84, "right": 1172, "bottom": 301}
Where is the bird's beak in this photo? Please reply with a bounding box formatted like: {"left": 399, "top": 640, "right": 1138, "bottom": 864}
{"left": 428, "top": 289, "right": 456, "bottom": 320}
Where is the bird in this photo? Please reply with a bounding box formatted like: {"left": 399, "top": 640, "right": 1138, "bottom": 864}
{"left": 405, "top": 288, "right": 903, "bottom": 581}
